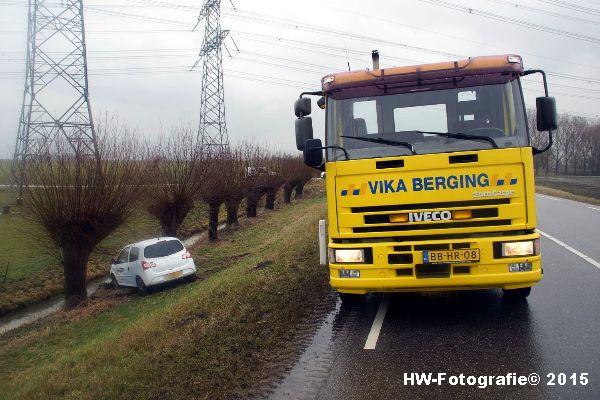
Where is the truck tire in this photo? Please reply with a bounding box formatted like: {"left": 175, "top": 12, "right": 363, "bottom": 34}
{"left": 502, "top": 287, "right": 531, "bottom": 301}
{"left": 338, "top": 292, "right": 366, "bottom": 304}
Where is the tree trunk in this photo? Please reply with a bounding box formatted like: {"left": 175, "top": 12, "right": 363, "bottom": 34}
{"left": 160, "top": 213, "right": 179, "bottom": 237}
{"left": 265, "top": 189, "right": 276, "bottom": 210}
{"left": 283, "top": 184, "right": 294, "bottom": 204}
{"left": 63, "top": 245, "right": 90, "bottom": 310}
{"left": 246, "top": 195, "right": 258, "bottom": 218}
{"left": 294, "top": 183, "right": 305, "bottom": 199}
{"left": 226, "top": 200, "right": 240, "bottom": 227}
{"left": 152, "top": 200, "right": 194, "bottom": 238}
{"left": 208, "top": 201, "right": 221, "bottom": 242}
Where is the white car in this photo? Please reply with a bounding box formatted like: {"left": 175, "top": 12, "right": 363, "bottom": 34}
{"left": 110, "top": 237, "right": 196, "bottom": 294}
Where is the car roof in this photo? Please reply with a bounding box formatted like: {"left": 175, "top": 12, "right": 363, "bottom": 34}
{"left": 126, "top": 237, "right": 183, "bottom": 249}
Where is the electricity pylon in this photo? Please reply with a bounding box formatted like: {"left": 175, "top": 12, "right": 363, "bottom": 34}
{"left": 13, "top": 0, "right": 98, "bottom": 201}
{"left": 195, "top": 0, "right": 230, "bottom": 148}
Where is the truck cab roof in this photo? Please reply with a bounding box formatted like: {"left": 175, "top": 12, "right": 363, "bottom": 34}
{"left": 322, "top": 54, "right": 525, "bottom": 99}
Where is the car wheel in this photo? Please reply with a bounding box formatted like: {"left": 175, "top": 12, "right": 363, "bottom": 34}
{"left": 110, "top": 274, "right": 119, "bottom": 288}
{"left": 338, "top": 292, "right": 366, "bottom": 304}
{"left": 502, "top": 287, "right": 531, "bottom": 301}
{"left": 136, "top": 276, "right": 149, "bottom": 296}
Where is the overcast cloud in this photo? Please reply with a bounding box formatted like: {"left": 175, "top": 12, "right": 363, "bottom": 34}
{"left": 1, "top": 0, "right": 599, "bottom": 158}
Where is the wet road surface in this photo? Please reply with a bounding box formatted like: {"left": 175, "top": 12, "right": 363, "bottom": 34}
{"left": 269, "top": 194, "right": 600, "bottom": 399}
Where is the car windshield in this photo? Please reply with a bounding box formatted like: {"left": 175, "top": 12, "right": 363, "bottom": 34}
{"left": 144, "top": 240, "right": 184, "bottom": 258}
{"left": 326, "top": 80, "right": 528, "bottom": 161}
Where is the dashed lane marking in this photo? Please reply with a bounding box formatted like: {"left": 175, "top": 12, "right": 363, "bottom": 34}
{"left": 588, "top": 207, "right": 600, "bottom": 212}
{"left": 537, "top": 194, "right": 560, "bottom": 201}
{"left": 364, "top": 295, "right": 389, "bottom": 350}
{"left": 538, "top": 230, "right": 600, "bottom": 271}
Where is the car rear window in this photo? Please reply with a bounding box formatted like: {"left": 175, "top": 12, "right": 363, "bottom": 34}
{"left": 144, "top": 240, "right": 184, "bottom": 259}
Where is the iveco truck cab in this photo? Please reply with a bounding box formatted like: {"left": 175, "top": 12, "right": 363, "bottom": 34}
{"left": 294, "top": 53, "right": 557, "bottom": 302}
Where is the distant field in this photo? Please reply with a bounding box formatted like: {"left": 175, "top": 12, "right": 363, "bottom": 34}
{"left": 535, "top": 175, "right": 600, "bottom": 202}
{"left": 0, "top": 160, "right": 10, "bottom": 185}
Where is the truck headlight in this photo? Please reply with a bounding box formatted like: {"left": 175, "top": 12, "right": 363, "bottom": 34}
{"left": 329, "top": 248, "right": 365, "bottom": 263}
{"left": 500, "top": 239, "right": 540, "bottom": 257}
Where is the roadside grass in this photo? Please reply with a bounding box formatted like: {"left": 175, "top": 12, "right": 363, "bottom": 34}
{"left": 535, "top": 175, "right": 600, "bottom": 205}
{"left": 0, "top": 193, "right": 332, "bottom": 400}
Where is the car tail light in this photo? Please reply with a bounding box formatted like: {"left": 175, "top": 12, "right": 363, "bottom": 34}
{"left": 141, "top": 260, "right": 156, "bottom": 270}
{"left": 182, "top": 251, "right": 192, "bottom": 260}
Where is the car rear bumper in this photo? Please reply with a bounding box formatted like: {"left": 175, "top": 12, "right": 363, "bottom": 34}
{"left": 143, "top": 262, "right": 196, "bottom": 286}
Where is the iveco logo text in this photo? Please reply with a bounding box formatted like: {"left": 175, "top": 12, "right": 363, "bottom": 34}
{"left": 409, "top": 211, "right": 452, "bottom": 222}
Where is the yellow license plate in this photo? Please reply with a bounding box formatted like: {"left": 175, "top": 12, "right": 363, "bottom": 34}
{"left": 423, "top": 249, "right": 480, "bottom": 264}
{"left": 166, "top": 270, "right": 184, "bottom": 280}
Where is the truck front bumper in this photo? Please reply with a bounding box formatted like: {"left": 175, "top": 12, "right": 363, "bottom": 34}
{"left": 329, "top": 233, "right": 542, "bottom": 294}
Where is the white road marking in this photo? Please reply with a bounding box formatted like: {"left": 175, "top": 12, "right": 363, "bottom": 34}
{"left": 364, "top": 295, "right": 389, "bottom": 350}
{"left": 537, "top": 194, "right": 560, "bottom": 201}
{"left": 588, "top": 207, "right": 600, "bottom": 212}
{"left": 538, "top": 230, "right": 600, "bottom": 271}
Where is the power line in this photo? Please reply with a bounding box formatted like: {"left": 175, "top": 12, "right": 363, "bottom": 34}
{"left": 536, "top": 0, "right": 600, "bottom": 16}
{"left": 484, "top": 0, "right": 600, "bottom": 25}
{"left": 417, "top": 0, "right": 600, "bottom": 44}
{"left": 7, "top": 1, "right": 600, "bottom": 83}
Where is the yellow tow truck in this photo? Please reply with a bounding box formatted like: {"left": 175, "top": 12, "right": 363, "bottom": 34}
{"left": 294, "top": 53, "right": 557, "bottom": 302}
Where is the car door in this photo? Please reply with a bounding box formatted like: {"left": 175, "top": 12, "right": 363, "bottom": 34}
{"left": 114, "top": 246, "right": 131, "bottom": 286}
{"left": 127, "top": 246, "right": 141, "bottom": 286}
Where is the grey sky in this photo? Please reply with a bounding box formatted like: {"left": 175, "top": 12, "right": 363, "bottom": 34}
{"left": 1, "top": 0, "right": 600, "bottom": 158}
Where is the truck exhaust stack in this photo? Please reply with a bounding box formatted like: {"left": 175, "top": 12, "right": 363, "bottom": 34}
{"left": 372, "top": 50, "right": 380, "bottom": 70}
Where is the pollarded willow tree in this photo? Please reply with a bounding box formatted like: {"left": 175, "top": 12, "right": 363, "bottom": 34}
{"left": 146, "top": 128, "right": 206, "bottom": 237}
{"left": 262, "top": 154, "right": 286, "bottom": 210}
{"left": 282, "top": 156, "right": 315, "bottom": 203}
{"left": 243, "top": 143, "right": 269, "bottom": 218}
{"left": 20, "top": 126, "right": 150, "bottom": 309}
{"left": 200, "top": 145, "right": 246, "bottom": 241}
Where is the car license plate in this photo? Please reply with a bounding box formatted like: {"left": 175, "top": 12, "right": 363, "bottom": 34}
{"left": 423, "top": 249, "right": 480, "bottom": 264}
{"left": 166, "top": 270, "right": 183, "bottom": 280}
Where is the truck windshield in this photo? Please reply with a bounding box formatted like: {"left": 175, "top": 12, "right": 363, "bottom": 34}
{"left": 326, "top": 79, "right": 528, "bottom": 160}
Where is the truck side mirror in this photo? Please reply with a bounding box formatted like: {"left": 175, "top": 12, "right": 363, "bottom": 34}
{"left": 295, "top": 117, "right": 314, "bottom": 151}
{"left": 536, "top": 96, "right": 558, "bottom": 131}
{"left": 294, "top": 97, "right": 311, "bottom": 118}
{"left": 317, "top": 96, "right": 326, "bottom": 109}
{"left": 304, "top": 138, "right": 324, "bottom": 168}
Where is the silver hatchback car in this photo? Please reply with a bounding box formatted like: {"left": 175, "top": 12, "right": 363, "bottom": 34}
{"left": 110, "top": 237, "right": 196, "bottom": 294}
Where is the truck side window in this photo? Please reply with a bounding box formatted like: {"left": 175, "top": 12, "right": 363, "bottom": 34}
{"left": 353, "top": 100, "right": 378, "bottom": 134}
{"left": 393, "top": 104, "right": 448, "bottom": 133}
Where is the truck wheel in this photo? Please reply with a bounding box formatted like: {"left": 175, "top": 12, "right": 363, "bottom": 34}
{"left": 502, "top": 287, "right": 531, "bottom": 301}
{"left": 338, "top": 292, "right": 366, "bottom": 304}
{"left": 136, "top": 276, "right": 149, "bottom": 296}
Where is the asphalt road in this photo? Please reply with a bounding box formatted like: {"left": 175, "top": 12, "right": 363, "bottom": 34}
{"left": 270, "top": 194, "right": 600, "bottom": 400}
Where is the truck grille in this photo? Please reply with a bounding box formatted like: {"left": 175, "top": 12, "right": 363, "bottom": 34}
{"left": 351, "top": 198, "right": 510, "bottom": 213}
{"left": 344, "top": 198, "right": 518, "bottom": 235}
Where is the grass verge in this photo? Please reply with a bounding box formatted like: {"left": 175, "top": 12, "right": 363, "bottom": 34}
{"left": 0, "top": 192, "right": 333, "bottom": 400}
{"left": 535, "top": 176, "right": 600, "bottom": 205}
